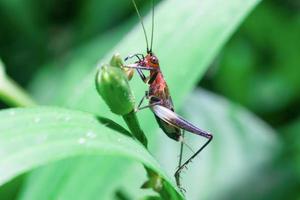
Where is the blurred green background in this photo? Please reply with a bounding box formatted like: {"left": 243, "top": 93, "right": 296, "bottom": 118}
{"left": 0, "top": 0, "right": 300, "bottom": 199}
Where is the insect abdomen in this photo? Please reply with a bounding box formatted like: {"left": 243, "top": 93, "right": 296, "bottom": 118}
{"left": 154, "top": 115, "right": 181, "bottom": 141}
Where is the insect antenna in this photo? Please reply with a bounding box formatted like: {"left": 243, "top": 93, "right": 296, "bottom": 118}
{"left": 131, "top": 0, "right": 150, "bottom": 53}
{"left": 150, "top": 0, "right": 155, "bottom": 52}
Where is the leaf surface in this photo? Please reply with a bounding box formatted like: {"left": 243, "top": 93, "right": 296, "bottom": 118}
{"left": 0, "top": 107, "right": 183, "bottom": 199}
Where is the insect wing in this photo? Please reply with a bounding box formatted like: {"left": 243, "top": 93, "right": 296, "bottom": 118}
{"left": 151, "top": 105, "right": 211, "bottom": 138}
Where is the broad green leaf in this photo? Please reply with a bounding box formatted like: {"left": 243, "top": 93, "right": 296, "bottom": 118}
{"left": 25, "top": 0, "right": 263, "bottom": 199}
{"left": 0, "top": 107, "right": 183, "bottom": 199}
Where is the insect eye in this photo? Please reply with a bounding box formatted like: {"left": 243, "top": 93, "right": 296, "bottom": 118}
{"left": 151, "top": 56, "right": 158, "bottom": 64}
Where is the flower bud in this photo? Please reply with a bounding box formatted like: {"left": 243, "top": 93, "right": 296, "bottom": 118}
{"left": 95, "top": 64, "right": 135, "bottom": 115}
{"left": 110, "top": 53, "right": 134, "bottom": 80}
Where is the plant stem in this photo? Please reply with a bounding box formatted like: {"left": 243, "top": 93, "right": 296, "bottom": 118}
{"left": 123, "top": 111, "right": 148, "bottom": 147}
{"left": 0, "top": 76, "right": 36, "bottom": 107}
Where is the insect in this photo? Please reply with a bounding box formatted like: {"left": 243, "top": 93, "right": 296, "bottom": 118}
{"left": 123, "top": 0, "right": 213, "bottom": 191}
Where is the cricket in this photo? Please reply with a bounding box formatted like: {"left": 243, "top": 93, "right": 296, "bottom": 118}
{"left": 123, "top": 0, "right": 213, "bottom": 191}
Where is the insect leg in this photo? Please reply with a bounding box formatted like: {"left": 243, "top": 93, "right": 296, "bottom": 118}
{"left": 136, "top": 68, "right": 147, "bottom": 83}
{"left": 122, "top": 64, "right": 155, "bottom": 71}
{"left": 136, "top": 101, "right": 162, "bottom": 111}
{"left": 175, "top": 130, "right": 185, "bottom": 189}
{"left": 134, "top": 92, "right": 148, "bottom": 112}
{"left": 150, "top": 105, "right": 213, "bottom": 190}
{"left": 124, "top": 53, "right": 144, "bottom": 62}
{"left": 174, "top": 133, "right": 213, "bottom": 188}
{"left": 178, "top": 130, "right": 185, "bottom": 167}
{"left": 135, "top": 95, "right": 163, "bottom": 112}
{"left": 122, "top": 64, "right": 156, "bottom": 83}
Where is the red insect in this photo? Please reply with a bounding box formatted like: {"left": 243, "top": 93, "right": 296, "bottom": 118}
{"left": 124, "top": 0, "right": 213, "bottom": 191}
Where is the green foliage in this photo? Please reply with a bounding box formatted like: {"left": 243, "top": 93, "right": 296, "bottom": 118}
{"left": 0, "top": 0, "right": 299, "bottom": 199}
{"left": 0, "top": 107, "right": 183, "bottom": 199}
{"left": 206, "top": 0, "right": 300, "bottom": 126}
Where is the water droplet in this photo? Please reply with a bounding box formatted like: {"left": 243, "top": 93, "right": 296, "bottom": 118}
{"left": 34, "top": 117, "right": 41, "bottom": 123}
{"left": 36, "top": 135, "right": 48, "bottom": 143}
{"left": 86, "top": 131, "right": 96, "bottom": 139}
{"left": 78, "top": 138, "right": 86, "bottom": 144}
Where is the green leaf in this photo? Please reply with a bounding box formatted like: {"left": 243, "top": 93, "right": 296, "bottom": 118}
{"left": 0, "top": 107, "right": 183, "bottom": 199}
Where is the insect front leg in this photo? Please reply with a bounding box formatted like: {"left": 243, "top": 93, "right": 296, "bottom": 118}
{"left": 136, "top": 68, "right": 147, "bottom": 83}
{"left": 136, "top": 69, "right": 159, "bottom": 85}
{"left": 124, "top": 53, "right": 144, "bottom": 62}
{"left": 122, "top": 64, "right": 156, "bottom": 83}
{"left": 122, "top": 64, "right": 155, "bottom": 71}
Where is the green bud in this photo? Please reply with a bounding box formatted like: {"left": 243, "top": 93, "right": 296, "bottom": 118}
{"left": 109, "top": 53, "right": 124, "bottom": 68}
{"left": 95, "top": 64, "right": 135, "bottom": 115}
{"left": 110, "top": 53, "right": 134, "bottom": 80}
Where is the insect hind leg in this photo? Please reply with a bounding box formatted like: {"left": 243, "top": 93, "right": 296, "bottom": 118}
{"left": 175, "top": 130, "right": 185, "bottom": 191}
{"left": 175, "top": 133, "right": 213, "bottom": 191}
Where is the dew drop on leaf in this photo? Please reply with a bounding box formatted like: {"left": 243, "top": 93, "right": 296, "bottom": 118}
{"left": 86, "top": 131, "right": 96, "bottom": 139}
{"left": 34, "top": 117, "right": 41, "bottom": 123}
{"left": 36, "top": 135, "right": 48, "bottom": 144}
{"left": 9, "top": 111, "right": 15, "bottom": 116}
{"left": 78, "top": 137, "right": 86, "bottom": 144}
